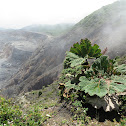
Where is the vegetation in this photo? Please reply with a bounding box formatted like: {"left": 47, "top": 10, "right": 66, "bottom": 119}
{"left": 23, "top": 24, "right": 74, "bottom": 36}
{"left": 0, "top": 81, "right": 59, "bottom": 126}
{"left": 0, "top": 38, "right": 125, "bottom": 125}
{"left": 0, "top": 96, "right": 44, "bottom": 125}
{"left": 59, "top": 38, "right": 126, "bottom": 125}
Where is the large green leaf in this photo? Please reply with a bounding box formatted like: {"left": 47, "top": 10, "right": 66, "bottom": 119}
{"left": 65, "top": 39, "right": 103, "bottom": 69}
{"left": 109, "top": 82, "right": 126, "bottom": 94}
{"left": 109, "top": 75, "right": 126, "bottom": 94}
{"left": 71, "top": 58, "right": 85, "bottom": 67}
{"left": 79, "top": 75, "right": 126, "bottom": 97}
{"left": 70, "top": 39, "right": 102, "bottom": 58}
{"left": 110, "top": 75, "right": 126, "bottom": 84}
{"left": 88, "top": 44, "right": 102, "bottom": 57}
{"left": 72, "top": 42, "right": 82, "bottom": 56}
{"left": 92, "top": 55, "right": 113, "bottom": 73}
{"left": 66, "top": 51, "right": 80, "bottom": 60}
{"left": 80, "top": 44, "right": 87, "bottom": 58}
{"left": 114, "top": 64, "right": 126, "bottom": 74}
{"left": 65, "top": 81, "right": 75, "bottom": 90}
{"left": 66, "top": 51, "right": 85, "bottom": 67}
{"left": 65, "top": 81, "right": 80, "bottom": 91}
{"left": 70, "top": 47, "right": 79, "bottom": 56}
{"left": 84, "top": 82, "right": 108, "bottom": 98}
{"left": 79, "top": 76, "right": 92, "bottom": 89}
{"left": 79, "top": 76, "right": 108, "bottom": 98}
{"left": 70, "top": 43, "right": 82, "bottom": 57}
{"left": 80, "top": 39, "right": 92, "bottom": 54}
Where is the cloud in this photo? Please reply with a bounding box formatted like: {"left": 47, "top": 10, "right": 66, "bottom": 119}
{"left": 0, "top": 0, "right": 117, "bottom": 28}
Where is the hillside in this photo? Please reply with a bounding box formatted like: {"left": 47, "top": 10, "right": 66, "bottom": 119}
{"left": 2, "top": 0, "right": 126, "bottom": 97}
{"left": 22, "top": 23, "right": 74, "bottom": 37}
{"left": 0, "top": 55, "right": 125, "bottom": 125}
{"left": 0, "top": 30, "right": 48, "bottom": 88}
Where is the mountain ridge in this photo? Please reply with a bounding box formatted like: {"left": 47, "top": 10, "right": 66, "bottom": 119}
{"left": 2, "top": 0, "right": 126, "bottom": 97}
{"left": 22, "top": 23, "right": 74, "bottom": 37}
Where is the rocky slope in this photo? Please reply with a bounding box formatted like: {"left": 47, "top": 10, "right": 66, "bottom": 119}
{"left": 0, "top": 30, "right": 48, "bottom": 88}
{"left": 2, "top": 0, "right": 126, "bottom": 97}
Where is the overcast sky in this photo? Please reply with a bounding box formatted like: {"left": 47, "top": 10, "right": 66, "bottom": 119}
{"left": 0, "top": 0, "right": 117, "bottom": 29}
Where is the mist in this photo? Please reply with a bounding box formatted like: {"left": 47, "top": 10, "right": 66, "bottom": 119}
{"left": 0, "top": 0, "right": 117, "bottom": 29}
{"left": 91, "top": 0, "right": 126, "bottom": 57}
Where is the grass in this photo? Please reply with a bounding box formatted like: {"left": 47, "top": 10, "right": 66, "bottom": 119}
{"left": 0, "top": 80, "right": 125, "bottom": 125}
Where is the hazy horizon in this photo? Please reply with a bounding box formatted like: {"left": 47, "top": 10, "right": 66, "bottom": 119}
{"left": 0, "top": 0, "right": 117, "bottom": 29}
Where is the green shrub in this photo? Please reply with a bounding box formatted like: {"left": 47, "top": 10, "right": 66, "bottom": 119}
{"left": 0, "top": 96, "right": 43, "bottom": 126}
{"left": 58, "top": 38, "right": 126, "bottom": 124}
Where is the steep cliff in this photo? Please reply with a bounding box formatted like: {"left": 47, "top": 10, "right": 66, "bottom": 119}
{"left": 0, "top": 30, "right": 48, "bottom": 88}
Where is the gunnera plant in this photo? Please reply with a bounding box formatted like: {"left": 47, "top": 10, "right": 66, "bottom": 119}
{"left": 58, "top": 38, "right": 126, "bottom": 123}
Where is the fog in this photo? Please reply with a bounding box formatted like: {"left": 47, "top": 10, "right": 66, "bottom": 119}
{"left": 96, "top": 0, "right": 126, "bottom": 57}
{"left": 0, "top": 0, "right": 117, "bottom": 29}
